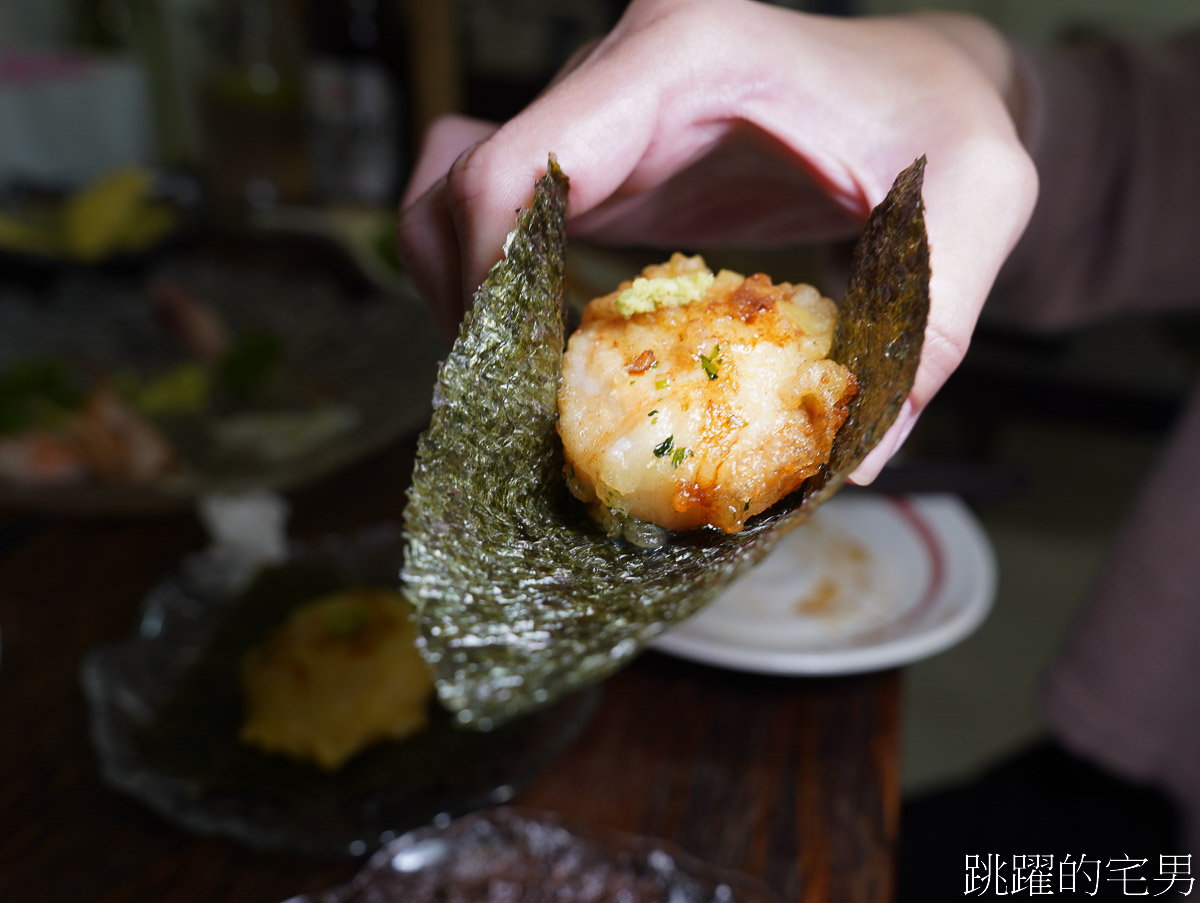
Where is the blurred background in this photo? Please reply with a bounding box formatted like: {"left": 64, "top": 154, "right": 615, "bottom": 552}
{"left": 2, "top": 0, "right": 1200, "bottom": 805}
{"left": 4, "top": 0, "right": 1197, "bottom": 204}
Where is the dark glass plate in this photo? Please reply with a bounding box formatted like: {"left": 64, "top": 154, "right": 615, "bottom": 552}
{"left": 81, "top": 527, "right": 599, "bottom": 857}
{"left": 287, "top": 807, "right": 781, "bottom": 903}
{"left": 0, "top": 233, "right": 442, "bottom": 514}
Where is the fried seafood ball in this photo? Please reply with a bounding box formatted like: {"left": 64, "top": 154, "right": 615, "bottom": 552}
{"left": 557, "top": 254, "right": 856, "bottom": 537}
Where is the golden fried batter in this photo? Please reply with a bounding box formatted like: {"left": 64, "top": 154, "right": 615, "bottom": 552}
{"left": 558, "top": 254, "right": 855, "bottom": 535}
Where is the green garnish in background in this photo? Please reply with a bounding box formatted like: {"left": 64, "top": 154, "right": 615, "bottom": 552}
{"left": 125, "top": 363, "right": 212, "bottom": 417}
{"left": 0, "top": 359, "right": 85, "bottom": 435}
{"left": 218, "top": 330, "right": 284, "bottom": 402}
{"left": 324, "top": 598, "right": 373, "bottom": 638}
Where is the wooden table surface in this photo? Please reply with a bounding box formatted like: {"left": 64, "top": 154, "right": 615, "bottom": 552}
{"left": 0, "top": 444, "right": 899, "bottom": 903}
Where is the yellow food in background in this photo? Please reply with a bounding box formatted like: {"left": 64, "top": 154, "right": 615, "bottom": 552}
{"left": 120, "top": 363, "right": 212, "bottom": 417}
{"left": 0, "top": 215, "right": 59, "bottom": 255}
{"left": 239, "top": 588, "right": 435, "bottom": 771}
{"left": 63, "top": 168, "right": 153, "bottom": 261}
{"left": 0, "top": 167, "right": 178, "bottom": 262}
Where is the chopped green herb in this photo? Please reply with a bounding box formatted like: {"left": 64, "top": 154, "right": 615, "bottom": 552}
{"left": 671, "top": 446, "right": 687, "bottom": 468}
{"left": 699, "top": 344, "right": 722, "bottom": 381}
{"left": 647, "top": 409, "right": 659, "bottom": 417}
{"left": 653, "top": 435, "right": 674, "bottom": 458}
{"left": 655, "top": 377, "right": 669, "bottom": 390}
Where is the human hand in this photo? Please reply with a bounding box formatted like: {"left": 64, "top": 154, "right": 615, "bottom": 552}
{"left": 397, "top": 0, "right": 1036, "bottom": 483}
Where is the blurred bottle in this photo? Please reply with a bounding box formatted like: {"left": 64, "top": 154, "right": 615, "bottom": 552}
{"left": 305, "top": 0, "right": 405, "bottom": 206}
{"left": 200, "top": 0, "right": 311, "bottom": 209}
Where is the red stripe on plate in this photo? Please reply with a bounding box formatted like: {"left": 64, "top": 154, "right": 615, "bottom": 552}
{"left": 887, "top": 495, "right": 945, "bottom": 623}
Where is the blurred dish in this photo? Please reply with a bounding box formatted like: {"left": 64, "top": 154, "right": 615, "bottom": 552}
{"left": 0, "top": 237, "right": 442, "bottom": 513}
{"left": 237, "top": 586, "right": 436, "bottom": 772}
{"left": 0, "top": 168, "right": 183, "bottom": 265}
{"left": 652, "top": 492, "right": 995, "bottom": 674}
{"left": 250, "top": 206, "right": 411, "bottom": 296}
{"left": 285, "top": 807, "right": 780, "bottom": 903}
{"left": 81, "top": 527, "right": 598, "bottom": 857}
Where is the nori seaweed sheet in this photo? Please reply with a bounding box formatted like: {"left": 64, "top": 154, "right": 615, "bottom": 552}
{"left": 403, "top": 156, "right": 930, "bottom": 728}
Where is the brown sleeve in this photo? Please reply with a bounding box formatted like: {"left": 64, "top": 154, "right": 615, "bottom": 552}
{"left": 994, "top": 32, "right": 1200, "bottom": 330}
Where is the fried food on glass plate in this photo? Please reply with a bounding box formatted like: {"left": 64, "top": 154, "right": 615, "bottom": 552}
{"left": 239, "top": 588, "right": 434, "bottom": 772}
{"left": 558, "top": 253, "right": 856, "bottom": 541}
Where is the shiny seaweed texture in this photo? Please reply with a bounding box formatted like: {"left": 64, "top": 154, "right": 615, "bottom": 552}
{"left": 403, "top": 156, "right": 930, "bottom": 728}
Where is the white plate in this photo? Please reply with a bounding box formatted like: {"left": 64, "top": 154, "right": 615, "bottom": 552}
{"left": 652, "top": 492, "right": 995, "bottom": 675}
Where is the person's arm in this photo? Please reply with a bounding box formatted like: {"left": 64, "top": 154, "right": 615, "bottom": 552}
{"left": 997, "top": 30, "right": 1200, "bottom": 329}
{"left": 397, "top": 0, "right": 1038, "bottom": 483}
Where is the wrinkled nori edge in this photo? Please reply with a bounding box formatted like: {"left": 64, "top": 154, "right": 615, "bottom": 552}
{"left": 803, "top": 155, "right": 929, "bottom": 507}
{"left": 403, "top": 156, "right": 929, "bottom": 728}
